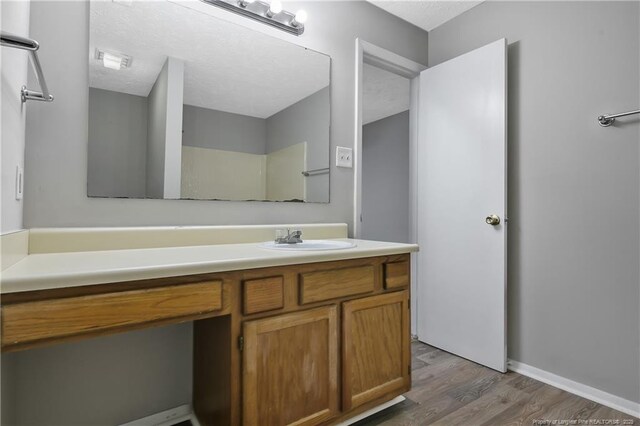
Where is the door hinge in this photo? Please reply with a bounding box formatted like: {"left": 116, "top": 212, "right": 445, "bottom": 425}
{"left": 408, "top": 365, "right": 411, "bottom": 375}
{"left": 238, "top": 336, "right": 244, "bottom": 351}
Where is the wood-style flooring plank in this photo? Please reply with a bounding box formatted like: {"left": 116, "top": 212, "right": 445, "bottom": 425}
{"left": 430, "top": 383, "right": 525, "bottom": 426}
{"left": 479, "top": 379, "right": 568, "bottom": 426}
{"left": 355, "top": 342, "right": 639, "bottom": 426}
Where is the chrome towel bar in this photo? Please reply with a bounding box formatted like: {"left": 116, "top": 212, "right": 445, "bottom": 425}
{"left": 302, "top": 168, "right": 329, "bottom": 177}
{"left": 1, "top": 31, "right": 54, "bottom": 103}
{"left": 598, "top": 109, "right": 639, "bottom": 127}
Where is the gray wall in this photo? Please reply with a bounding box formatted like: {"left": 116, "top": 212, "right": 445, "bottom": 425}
{"left": 267, "top": 87, "right": 330, "bottom": 202}
{"left": 88, "top": 88, "right": 148, "bottom": 198}
{"left": 23, "top": 1, "right": 428, "bottom": 228}
{"left": 429, "top": 1, "right": 639, "bottom": 403}
{"left": 182, "top": 105, "right": 267, "bottom": 155}
{"left": 0, "top": 0, "right": 30, "bottom": 233}
{"left": 16, "top": 2, "right": 428, "bottom": 423}
{"left": 1, "top": 1, "right": 30, "bottom": 420}
{"left": 361, "top": 111, "right": 410, "bottom": 243}
{"left": 2, "top": 324, "right": 192, "bottom": 426}
{"left": 146, "top": 59, "right": 170, "bottom": 199}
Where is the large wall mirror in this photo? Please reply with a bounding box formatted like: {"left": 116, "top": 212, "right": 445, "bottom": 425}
{"left": 88, "top": 0, "right": 330, "bottom": 202}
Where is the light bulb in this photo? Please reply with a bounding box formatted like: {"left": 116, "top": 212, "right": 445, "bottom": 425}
{"left": 292, "top": 9, "right": 307, "bottom": 26}
{"left": 238, "top": 0, "right": 254, "bottom": 7}
{"left": 102, "top": 52, "right": 123, "bottom": 70}
{"left": 268, "top": 0, "right": 282, "bottom": 15}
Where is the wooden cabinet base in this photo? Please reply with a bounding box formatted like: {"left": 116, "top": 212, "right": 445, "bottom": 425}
{"left": 2, "top": 254, "right": 411, "bottom": 426}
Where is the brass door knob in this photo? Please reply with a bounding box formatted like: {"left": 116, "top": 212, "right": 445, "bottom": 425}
{"left": 486, "top": 214, "right": 500, "bottom": 226}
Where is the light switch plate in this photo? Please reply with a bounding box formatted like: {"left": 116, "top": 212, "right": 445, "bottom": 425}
{"left": 336, "top": 146, "right": 353, "bottom": 168}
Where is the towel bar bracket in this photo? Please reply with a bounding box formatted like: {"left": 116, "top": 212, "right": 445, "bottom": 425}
{"left": 1, "top": 31, "right": 54, "bottom": 104}
{"left": 597, "top": 109, "right": 640, "bottom": 127}
{"left": 21, "top": 86, "right": 54, "bottom": 103}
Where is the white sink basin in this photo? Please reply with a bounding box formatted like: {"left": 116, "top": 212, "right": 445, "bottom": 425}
{"left": 259, "top": 240, "right": 356, "bottom": 251}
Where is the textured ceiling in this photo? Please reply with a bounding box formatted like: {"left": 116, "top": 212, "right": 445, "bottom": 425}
{"left": 367, "top": 1, "right": 483, "bottom": 31}
{"left": 89, "top": 0, "right": 329, "bottom": 118}
{"left": 363, "top": 63, "right": 410, "bottom": 125}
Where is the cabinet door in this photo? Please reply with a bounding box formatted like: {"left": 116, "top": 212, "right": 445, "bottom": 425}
{"left": 243, "top": 306, "right": 338, "bottom": 426}
{"left": 342, "top": 290, "right": 410, "bottom": 411}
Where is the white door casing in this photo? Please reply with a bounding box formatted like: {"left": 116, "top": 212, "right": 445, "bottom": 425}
{"left": 417, "top": 39, "right": 508, "bottom": 372}
{"left": 353, "top": 39, "right": 427, "bottom": 335}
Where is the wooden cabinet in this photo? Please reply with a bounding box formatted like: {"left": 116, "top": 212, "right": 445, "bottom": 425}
{"left": 241, "top": 258, "right": 410, "bottom": 426}
{"left": 242, "top": 306, "right": 339, "bottom": 426}
{"left": 342, "top": 291, "right": 410, "bottom": 411}
{"left": 2, "top": 253, "right": 412, "bottom": 426}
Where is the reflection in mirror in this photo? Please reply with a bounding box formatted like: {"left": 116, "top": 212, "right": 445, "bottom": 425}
{"left": 87, "top": 0, "right": 330, "bottom": 202}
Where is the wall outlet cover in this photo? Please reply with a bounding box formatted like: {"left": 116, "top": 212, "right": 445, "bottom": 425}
{"left": 15, "top": 166, "right": 23, "bottom": 200}
{"left": 336, "top": 146, "right": 353, "bottom": 168}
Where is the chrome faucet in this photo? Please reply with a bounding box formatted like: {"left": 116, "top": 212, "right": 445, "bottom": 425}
{"left": 275, "top": 228, "right": 303, "bottom": 244}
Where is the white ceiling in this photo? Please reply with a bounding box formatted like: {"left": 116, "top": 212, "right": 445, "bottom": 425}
{"left": 89, "top": 0, "right": 329, "bottom": 118}
{"left": 367, "top": 1, "right": 483, "bottom": 32}
{"left": 363, "top": 63, "right": 410, "bottom": 125}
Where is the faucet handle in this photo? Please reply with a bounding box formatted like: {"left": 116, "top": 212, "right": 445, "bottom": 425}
{"left": 290, "top": 228, "right": 303, "bottom": 243}
{"left": 275, "top": 228, "right": 288, "bottom": 242}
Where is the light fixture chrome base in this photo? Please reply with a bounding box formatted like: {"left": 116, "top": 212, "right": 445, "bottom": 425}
{"left": 200, "top": 0, "right": 304, "bottom": 36}
{"left": 21, "top": 86, "right": 54, "bottom": 103}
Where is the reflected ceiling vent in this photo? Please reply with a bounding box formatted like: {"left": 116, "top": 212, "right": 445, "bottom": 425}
{"left": 94, "top": 48, "right": 132, "bottom": 70}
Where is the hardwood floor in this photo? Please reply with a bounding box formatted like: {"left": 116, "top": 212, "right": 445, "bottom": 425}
{"left": 354, "top": 342, "right": 639, "bottom": 426}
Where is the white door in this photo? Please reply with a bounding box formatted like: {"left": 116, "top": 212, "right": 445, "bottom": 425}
{"left": 417, "top": 39, "right": 507, "bottom": 372}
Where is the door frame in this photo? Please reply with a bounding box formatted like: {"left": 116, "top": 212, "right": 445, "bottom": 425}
{"left": 353, "top": 38, "right": 427, "bottom": 334}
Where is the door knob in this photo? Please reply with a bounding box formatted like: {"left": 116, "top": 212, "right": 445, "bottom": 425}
{"left": 485, "top": 214, "right": 500, "bottom": 226}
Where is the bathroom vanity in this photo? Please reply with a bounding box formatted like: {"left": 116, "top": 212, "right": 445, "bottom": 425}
{"left": 0, "top": 225, "right": 418, "bottom": 426}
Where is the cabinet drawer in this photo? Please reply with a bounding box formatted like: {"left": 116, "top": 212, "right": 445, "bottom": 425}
{"left": 2, "top": 281, "right": 222, "bottom": 347}
{"left": 243, "top": 276, "right": 284, "bottom": 315}
{"left": 299, "top": 265, "right": 375, "bottom": 304}
{"left": 384, "top": 261, "right": 410, "bottom": 289}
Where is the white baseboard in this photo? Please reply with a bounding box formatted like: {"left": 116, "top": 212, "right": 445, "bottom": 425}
{"left": 119, "top": 404, "right": 200, "bottom": 426}
{"left": 336, "top": 396, "right": 406, "bottom": 425}
{"left": 507, "top": 359, "right": 640, "bottom": 418}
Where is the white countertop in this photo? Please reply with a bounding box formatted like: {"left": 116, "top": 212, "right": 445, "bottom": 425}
{"left": 0, "top": 239, "right": 418, "bottom": 294}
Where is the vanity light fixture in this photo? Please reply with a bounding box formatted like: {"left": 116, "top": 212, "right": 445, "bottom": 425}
{"left": 200, "top": 0, "right": 306, "bottom": 36}
{"left": 265, "top": 0, "right": 282, "bottom": 18}
{"left": 95, "top": 49, "right": 132, "bottom": 70}
{"left": 291, "top": 9, "right": 307, "bottom": 27}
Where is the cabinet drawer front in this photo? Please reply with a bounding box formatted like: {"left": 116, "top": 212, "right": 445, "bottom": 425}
{"left": 2, "top": 281, "right": 222, "bottom": 346}
{"left": 243, "top": 276, "right": 284, "bottom": 315}
{"left": 384, "top": 261, "right": 410, "bottom": 289}
{"left": 299, "top": 265, "right": 375, "bottom": 305}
